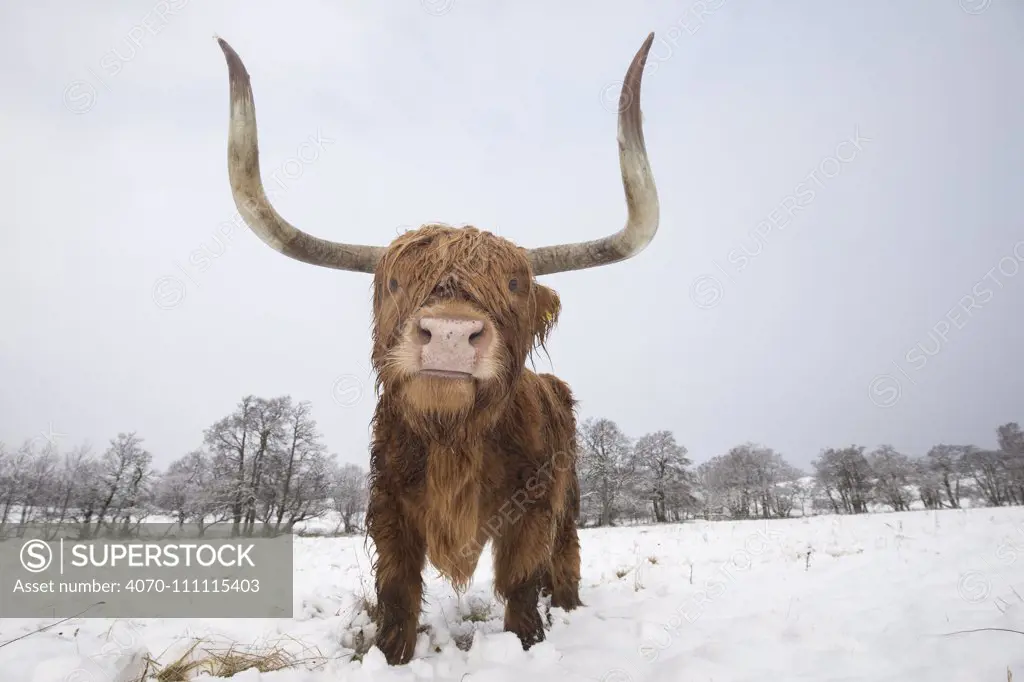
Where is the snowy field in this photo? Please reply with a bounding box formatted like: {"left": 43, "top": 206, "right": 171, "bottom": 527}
{"left": 4, "top": 507, "right": 1024, "bottom": 682}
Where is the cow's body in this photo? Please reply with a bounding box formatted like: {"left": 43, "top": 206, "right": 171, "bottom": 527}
{"left": 213, "top": 33, "right": 660, "bottom": 665}
{"left": 361, "top": 224, "right": 583, "bottom": 661}
{"left": 367, "top": 367, "right": 582, "bottom": 661}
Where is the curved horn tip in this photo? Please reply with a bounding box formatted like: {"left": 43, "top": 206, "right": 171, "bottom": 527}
{"left": 215, "top": 36, "right": 244, "bottom": 68}
{"left": 619, "top": 34, "right": 655, "bottom": 107}
{"left": 215, "top": 37, "right": 252, "bottom": 91}
{"left": 635, "top": 32, "right": 656, "bottom": 67}
{"left": 215, "top": 36, "right": 233, "bottom": 55}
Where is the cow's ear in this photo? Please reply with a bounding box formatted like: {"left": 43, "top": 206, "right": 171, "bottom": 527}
{"left": 532, "top": 283, "right": 561, "bottom": 347}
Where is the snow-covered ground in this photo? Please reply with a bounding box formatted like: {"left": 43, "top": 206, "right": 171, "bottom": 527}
{"left": 4, "top": 507, "right": 1024, "bottom": 681}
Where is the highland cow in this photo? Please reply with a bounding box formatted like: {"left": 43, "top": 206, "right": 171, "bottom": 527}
{"left": 215, "top": 32, "right": 660, "bottom": 665}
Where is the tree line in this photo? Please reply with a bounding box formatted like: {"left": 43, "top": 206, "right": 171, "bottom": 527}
{"left": 576, "top": 418, "right": 1024, "bottom": 525}
{"left": 2, "top": 395, "right": 1021, "bottom": 538}
{"left": 0, "top": 395, "right": 368, "bottom": 539}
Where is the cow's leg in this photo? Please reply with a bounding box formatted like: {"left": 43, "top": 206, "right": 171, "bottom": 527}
{"left": 547, "top": 466, "right": 583, "bottom": 610}
{"left": 546, "top": 508, "right": 583, "bottom": 610}
{"left": 367, "top": 488, "right": 425, "bottom": 665}
{"left": 533, "top": 375, "right": 583, "bottom": 610}
{"left": 491, "top": 508, "right": 553, "bottom": 649}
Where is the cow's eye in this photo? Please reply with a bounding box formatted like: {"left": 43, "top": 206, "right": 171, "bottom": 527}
{"left": 388, "top": 278, "right": 399, "bottom": 292}
{"left": 508, "top": 278, "right": 519, "bottom": 292}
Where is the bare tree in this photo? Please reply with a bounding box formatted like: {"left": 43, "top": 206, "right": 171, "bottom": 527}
{"left": 769, "top": 475, "right": 804, "bottom": 518}
{"left": 997, "top": 422, "right": 1024, "bottom": 504}
{"left": 694, "top": 444, "right": 802, "bottom": 519}
{"left": 926, "top": 444, "right": 971, "bottom": 509}
{"left": 962, "top": 448, "right": 1011, "bottom": 507}
{"left": 41, "top": 444, "right": 97, "bottom": 533}
{"left": 154, "top": 450, "right": 228, "bottom": 534}
{"left": 332, "top": 462, "right": 369, "bottom": 533}
{"left": 868, "top": 445, "right": 914, "bottom": 511}
{"left": 812, "top": 446, "right": 872, "bottom": 514}
{"left": 93, "top": 432, "right": 154, "bottom": 538}
{"left": 696, "top": 448, "right": 757, "bottom": 519}
{"left": 910, "top": 457, "right": 944, "bottom": 510}
{"left": 0, "top": 441, "right": 33, "bottom": 534}
{"left": 204, "top": 395, "right": 264, "bottom": 536}
{"left": 9, "top": 440, "right": 60, "bottom": 534}
{"left": 204, "top": 396, "right": 333, "bottom": 536}
{"left": 631, "top": 430, "right": 693, "bottom": 522}
{"left": 577, "top": 418, "right": 635, "bottom": 527}
{"left": 243, "top": 396, "right": 291, "bottom": 534}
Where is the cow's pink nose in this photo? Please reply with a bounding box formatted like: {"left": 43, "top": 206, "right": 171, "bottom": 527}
{"left": 418, "top": 317, "right": 487, "bottom": 375}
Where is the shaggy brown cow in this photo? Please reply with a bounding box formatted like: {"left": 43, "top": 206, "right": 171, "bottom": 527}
{"left": 215, "top": 33, "right": 660, "bottom": 665}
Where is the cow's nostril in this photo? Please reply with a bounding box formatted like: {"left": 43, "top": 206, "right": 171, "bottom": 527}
{"left": 418, "top": 327, "right": 432, "bottom": 344}
{"left": 469, "top": 329, "right": 484, "bottom": 345}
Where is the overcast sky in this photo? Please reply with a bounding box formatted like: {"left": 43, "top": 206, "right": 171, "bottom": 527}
{"left": 1, "top": 0, "right": 1021, "bottom": 471}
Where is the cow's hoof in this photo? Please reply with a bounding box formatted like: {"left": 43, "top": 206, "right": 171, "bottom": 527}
{"left": 375, "top": 622, "right": 416, "bottom": 666}
{"left": 551, "top": 587, "right": 583, "bottom": 611}
{"left": 507, "top": 608, "right": 546, "bottom": 650}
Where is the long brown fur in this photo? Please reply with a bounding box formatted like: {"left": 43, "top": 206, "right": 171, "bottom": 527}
{"left": 364, "top": 224, "right": 582, "bottom": 665}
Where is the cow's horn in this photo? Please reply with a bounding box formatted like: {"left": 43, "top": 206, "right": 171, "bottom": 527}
{"left": 217, "top": 37, "right": 385, "bottom": 273}
{"left": 527, "top": 33, "right": 660, "bottom": 276}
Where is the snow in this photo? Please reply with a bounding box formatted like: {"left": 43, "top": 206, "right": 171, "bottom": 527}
{"left": 4, "top": 507, "right": 1024, "bottom": 681}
